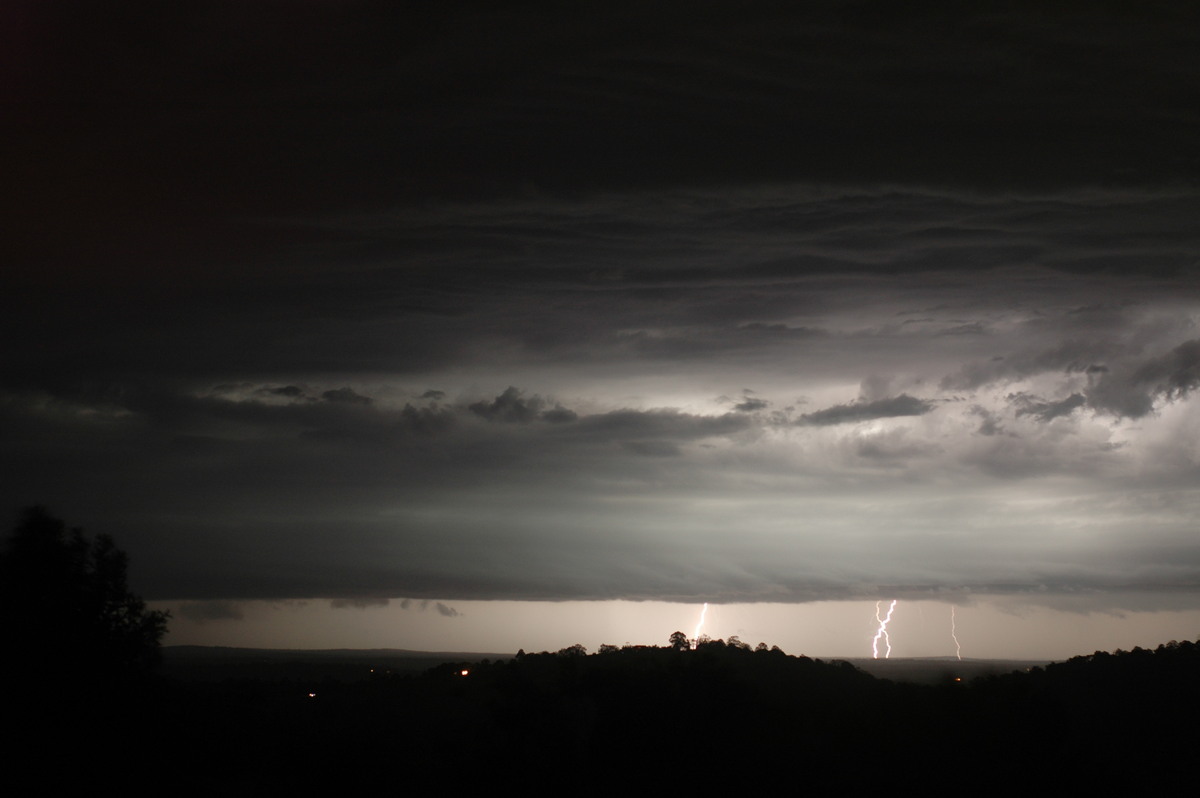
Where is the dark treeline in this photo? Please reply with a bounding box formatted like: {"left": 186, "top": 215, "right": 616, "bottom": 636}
{"left": 15, "top": 634, "right": 1199, "bottom": 792}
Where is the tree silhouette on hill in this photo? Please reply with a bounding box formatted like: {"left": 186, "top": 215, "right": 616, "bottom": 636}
{"left": 0, "top": 506, "right": 169, "bottom": 683}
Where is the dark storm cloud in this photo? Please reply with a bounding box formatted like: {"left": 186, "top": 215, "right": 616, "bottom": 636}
{"left": 177, "top": 601, "right": 245, "bottom": 623}
{"left": 1087, "top": 339, "right": 1200, "bottom": 418}
{"left": 948, "top": 336, "right": 1200, "bottom": 420}
{"left": 434, "top": 603, "right": 460, "bottom": 619}
{"left": 331, "top": 597, "right": 389, "bottom": 610}
{"left": 942, "top": 340, "right": 1128, "bottom": 392}
{"left": 542, "top": 406, "right": 580, "bottom": 423}
{"left": 6, "top": 363, "right": 1200, "bottom": 606}
{"left": 260, "top": 386, "right": 306, "bottom": 399}
{"left": 6, "top": 186, "right": 1198, "bottom": 390}
{"left": 1012, "top": 393, "right": 1088, "bottom": 423}
{"left": 5, "top": 183, "right": 1200, "bottom": 604}
{"left": 576, "top": 410, "right": 753, "bottom": 441}
{"left": 799, "top": 395, "right": 934, "bottom": 426}
{"left": 1136, "top": 340, "right": 1200, "bottom": 400}
{"left": 467, "top": 387, "right": 581, "bottom": 425}
{"left": 322, "top": 388, "right": 373, "bottom": 406}
{"left": 5, "top": 4, "right": 1200, "bottom": 612}
{"left": 395, "top": 599, "right": 459, "bottom": 618}
{"left": 734, "top": 397, "right": 769, "bottom": 412}
{"left": 469, "top": 387, "right": 548, "bottom": 423}
{"left": 9, "top": 1, "right": 1200, "bottom": 285}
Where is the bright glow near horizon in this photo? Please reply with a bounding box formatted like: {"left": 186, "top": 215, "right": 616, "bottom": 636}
{"left": 155, "top": 596, "right": 1200, "bottom": 661}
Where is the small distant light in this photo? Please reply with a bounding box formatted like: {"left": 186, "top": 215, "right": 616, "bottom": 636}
{"left": 308, "top": 692, "right": 317, "bottom": 698}
{"left": 954, "top": 678, "right": 961, "bottom": 682}
{"left": 460, "top": 669, "right": 469, "bottom": 676}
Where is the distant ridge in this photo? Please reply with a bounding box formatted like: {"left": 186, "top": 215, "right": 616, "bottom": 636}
{"left": 161, "top": 644, "right": 514, "bottom": 681}
{"left": 844, "top": 655, "right": 1052, "bottom": 684}
{"left": 162, "top": 645, "right": 1053, "bottom": 684}
{"left": 165, "top": 644, "right": 513, "bottom": 658}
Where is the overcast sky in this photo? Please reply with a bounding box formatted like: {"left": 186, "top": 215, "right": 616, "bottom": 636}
{"left": 5, "top": 2, "right": 1200, "bottom": 657}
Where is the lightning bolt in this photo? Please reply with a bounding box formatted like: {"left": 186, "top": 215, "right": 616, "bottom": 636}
{"left": 691, "top": 602, "right": 709, "bottom": 649}
{"left": 951, "top": 606, "right": 962, "bottom": 661}
{"left": 871, "top": 599, "right": 897, "bottom": 659}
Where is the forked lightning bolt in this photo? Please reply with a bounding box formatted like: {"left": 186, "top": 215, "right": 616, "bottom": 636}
{"left": 691, "top": 602, "right": 709, "bottom": 649}
{"left": 951, "top": 606, "right": 962, "bottom": 661}
{"left": 872, "top": 599, "right": 897, "bottom": 659}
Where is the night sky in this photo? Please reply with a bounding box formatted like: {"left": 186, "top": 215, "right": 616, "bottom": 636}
{"left": 6, "top": 1, "right": 1200, "bottom": 658}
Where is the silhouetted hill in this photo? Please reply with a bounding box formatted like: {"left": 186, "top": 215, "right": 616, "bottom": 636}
{"left": 161, "top": 644, "right": 512, "bottom": 681}
{"left": 10, "top": 639, "right": 1198, "bottom": 791}
{"left": 162, "top": 644, "right": 1048, "bottom": 684}
{"left": 847, "top": 655, "right": 1050, "bottom": 684}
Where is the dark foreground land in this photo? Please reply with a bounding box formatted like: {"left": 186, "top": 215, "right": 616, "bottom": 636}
{"left": 159, "top": 644, "right": 509, "bottom": 682}
{"left": 159, "top": 644, "right": 1048, "bottom": 685}
{"left": 9, "top": 639, "right": 1199, "bottom": 793}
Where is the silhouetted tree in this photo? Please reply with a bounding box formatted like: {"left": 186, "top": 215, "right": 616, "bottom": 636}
{"left": 0, "top": 507, "right": 169, "bottom": 682}
{"left": 669, "top": 631, "right": 689, "bottom": 650}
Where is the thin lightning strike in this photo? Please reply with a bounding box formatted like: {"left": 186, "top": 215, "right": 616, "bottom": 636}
{"left": 951, "top": 606, "right": 962, "bottom": 661}
{"left": 691, "top": 602, "right": 709, "bottom": 649}
{"left": 871, "top": 600, "right": 897, "bottom": 659}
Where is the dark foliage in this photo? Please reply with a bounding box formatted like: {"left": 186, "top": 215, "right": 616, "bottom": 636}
{"left": 2, "top": 508, "right": 172, "bottom": 789}
{"left": 0, "top": 506, "right": 169, "bottom": 683}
